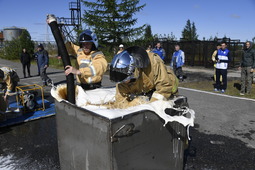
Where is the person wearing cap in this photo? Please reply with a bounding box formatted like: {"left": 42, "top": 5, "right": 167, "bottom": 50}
{"left": 0, "top": 67, "right": 20, "bottom": 112}
{"left": 35, "top": 44, "right": 52, "bottom": 86}
{"left": 146, "top": 44, "right": 152, "bottom": 53}
{"left": 109, "top": 46, "right": 179, "bottom": 109}
{"left": 65, "top": 29, "right": 108, "bottom": 90}
{"left": 117, "top": 44, "right": 124, "bottom": 54}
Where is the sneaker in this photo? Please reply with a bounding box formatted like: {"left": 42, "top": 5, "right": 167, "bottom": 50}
{"left": 5, "top": 108, "right": 12, "bottom": 113}
{"left": 221, "top": 89, "right": 225, "bottom": 93}
{"left": 13, "top": 108, "right": 20, "bottom": 113}
{"left": 214, "top": 88, "right": 219, "bottom": 92}
{"left": 46, "top": 79, "right": 53, "bottom": 86}
{"left": 240, "top": 93, "right": 245, "bottom": 95}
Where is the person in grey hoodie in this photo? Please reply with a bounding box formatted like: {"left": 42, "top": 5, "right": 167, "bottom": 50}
{"left": 239, "top": 41, "right": 255, "bottom": 95}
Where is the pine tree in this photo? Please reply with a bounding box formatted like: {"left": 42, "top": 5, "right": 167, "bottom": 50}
{"left": 19, "top": 29, "right": 34, "bottom": 55}
{"left": 144, "top": 24, "right": 153, "bottom": 42}
{"left": 181, "top": 19, "right": 199, "bottom": 40}
{"left": 82, "top": 0, "right": 146, "bottom": 49}
{"left": 191, "top": 22, "right": 198, "bottom": 40}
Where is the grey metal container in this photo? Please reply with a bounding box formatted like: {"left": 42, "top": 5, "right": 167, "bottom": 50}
{"left": 3, "top": 27, "right": 24, "bottom": 41}
{"left": 55, "top": 96, "right": 188, "bottom": 170}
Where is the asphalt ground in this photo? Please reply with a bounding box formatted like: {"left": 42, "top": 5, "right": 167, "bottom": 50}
{"left": 0, "top": 58, "right": 255, "bottom": 170}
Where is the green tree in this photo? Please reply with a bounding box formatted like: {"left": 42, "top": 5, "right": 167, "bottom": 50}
{"left": 19, "top": 29, "right": 34, "bottom": 54}
{"left": 0, "top": 29, "right": 34, "bottom": 60}
{"left": 181, "top": 19, "right": 199, "bottom": 40}
{"left": 143, "top": 24, "right": 153, "bottom": 43}
{"left": 82, "top": 0, "right": 146, "bottom": 50}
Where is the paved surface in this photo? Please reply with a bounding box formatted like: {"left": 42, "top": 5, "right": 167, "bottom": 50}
{"left": 0, "top": 58, "right": 255, "bottom": 170}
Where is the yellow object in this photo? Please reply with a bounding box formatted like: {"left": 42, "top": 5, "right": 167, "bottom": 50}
{"left": 15, "top": 84, "right": 45, "bottom": 112}
{"left": 67, "top": 42, "right": 108, "bottom": 84}
{"left": 115, "top": 52, "right": 178, "bottom": 108}
{"left": 0, "top": 67, "right": 20, "bottom": 95}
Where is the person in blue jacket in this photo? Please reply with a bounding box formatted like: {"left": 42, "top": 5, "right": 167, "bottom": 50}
{"left": 214, "top": 42, "right": 231, "bottom": 93}
{"left": 152, "top": 42, "right": 166, "bottom": 60}
{"left": 35, "top": 44, "right": 52, "bottom": 86}
{"left": 171, "top": 44, "right": 185, "bottom": 81}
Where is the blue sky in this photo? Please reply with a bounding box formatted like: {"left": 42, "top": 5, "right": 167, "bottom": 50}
{"left": 0, "top": 0, "right": 254, "bottom": 42}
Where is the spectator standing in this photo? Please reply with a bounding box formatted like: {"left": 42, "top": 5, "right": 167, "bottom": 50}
{"left": 20, "top": 48, "right": 31, "bottom": 78}
{"left": 152, "top": 42, "right": 166, "bottom": 60}
{"left": 0, "top": 67, "right": 20, "bottom": 112}
{"left": 212, "top": 43, "right": 222, "bottom": 81}
{"left": 239, "top": 41, "right": 255, "bottom": 95}
{"left": 214, "top": 42, "right": 231, "bottom": 93}
{"left": 117, "top": 44, "right": 124, "bottom": 54}
{"left": 146, "top": 44, "right": 152, "bottom": 53}
{"left": 171, "top": 44, "right": 185, "bottom": 81}
{"left": 35, "top": 44, "right": 52, "bottom": 86}
{"left": 65, "top": 29, "right": 108, "bottom": 90}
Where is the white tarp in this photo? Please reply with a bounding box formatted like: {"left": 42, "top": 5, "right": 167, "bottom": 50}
{"left": 51, "top": 84, "right": 195, "bottom": 128}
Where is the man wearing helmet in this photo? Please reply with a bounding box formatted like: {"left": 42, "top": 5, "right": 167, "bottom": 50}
{"left": 65, "top": 29, "right": 108, "bottom": 90}
{"left": 0, "top": 67, "right": 20, "bottom": 112}
{"left": 117, "top": 44, "right": 124, "bottom": 54}
{"left": 109, "top": 46, "right": 179, "bottom": 109}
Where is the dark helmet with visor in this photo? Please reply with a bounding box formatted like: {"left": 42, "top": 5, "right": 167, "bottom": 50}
{"left": 79, "top": 29, "right": 98, "bottom": 49}
{"left": 110, "top": 46, "right": 150, "bottom": 82}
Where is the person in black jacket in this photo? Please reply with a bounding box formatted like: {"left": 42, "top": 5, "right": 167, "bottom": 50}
{"left": 20, "top": 48, "right": 31, "bottom": 78}
{"left": 238, "top": 41, "right": 255, "bottom": 95}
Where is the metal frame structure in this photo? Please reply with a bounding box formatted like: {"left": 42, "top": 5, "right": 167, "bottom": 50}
{"left": 57, "top": 0, "right": 82, "bottom": 43}
{"left": 15, "top": 84, "right": 45, "bottom": 112}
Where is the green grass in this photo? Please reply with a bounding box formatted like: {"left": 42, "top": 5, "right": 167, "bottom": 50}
{"left": 179, "top": 79, "right": 255, "bottom": 99}
{"left": 50, "top": 57, "right": 77, "bottom": 69}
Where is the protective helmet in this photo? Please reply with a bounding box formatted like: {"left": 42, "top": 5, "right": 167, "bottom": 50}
{"left": 110, "top": 46, "right": 150, "bottom": 82}
{"left": 119, "top": 44, "right": 124, "bottom": 48}
{"left": 79, "top": 29, "right": 98, "bottom": 49}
